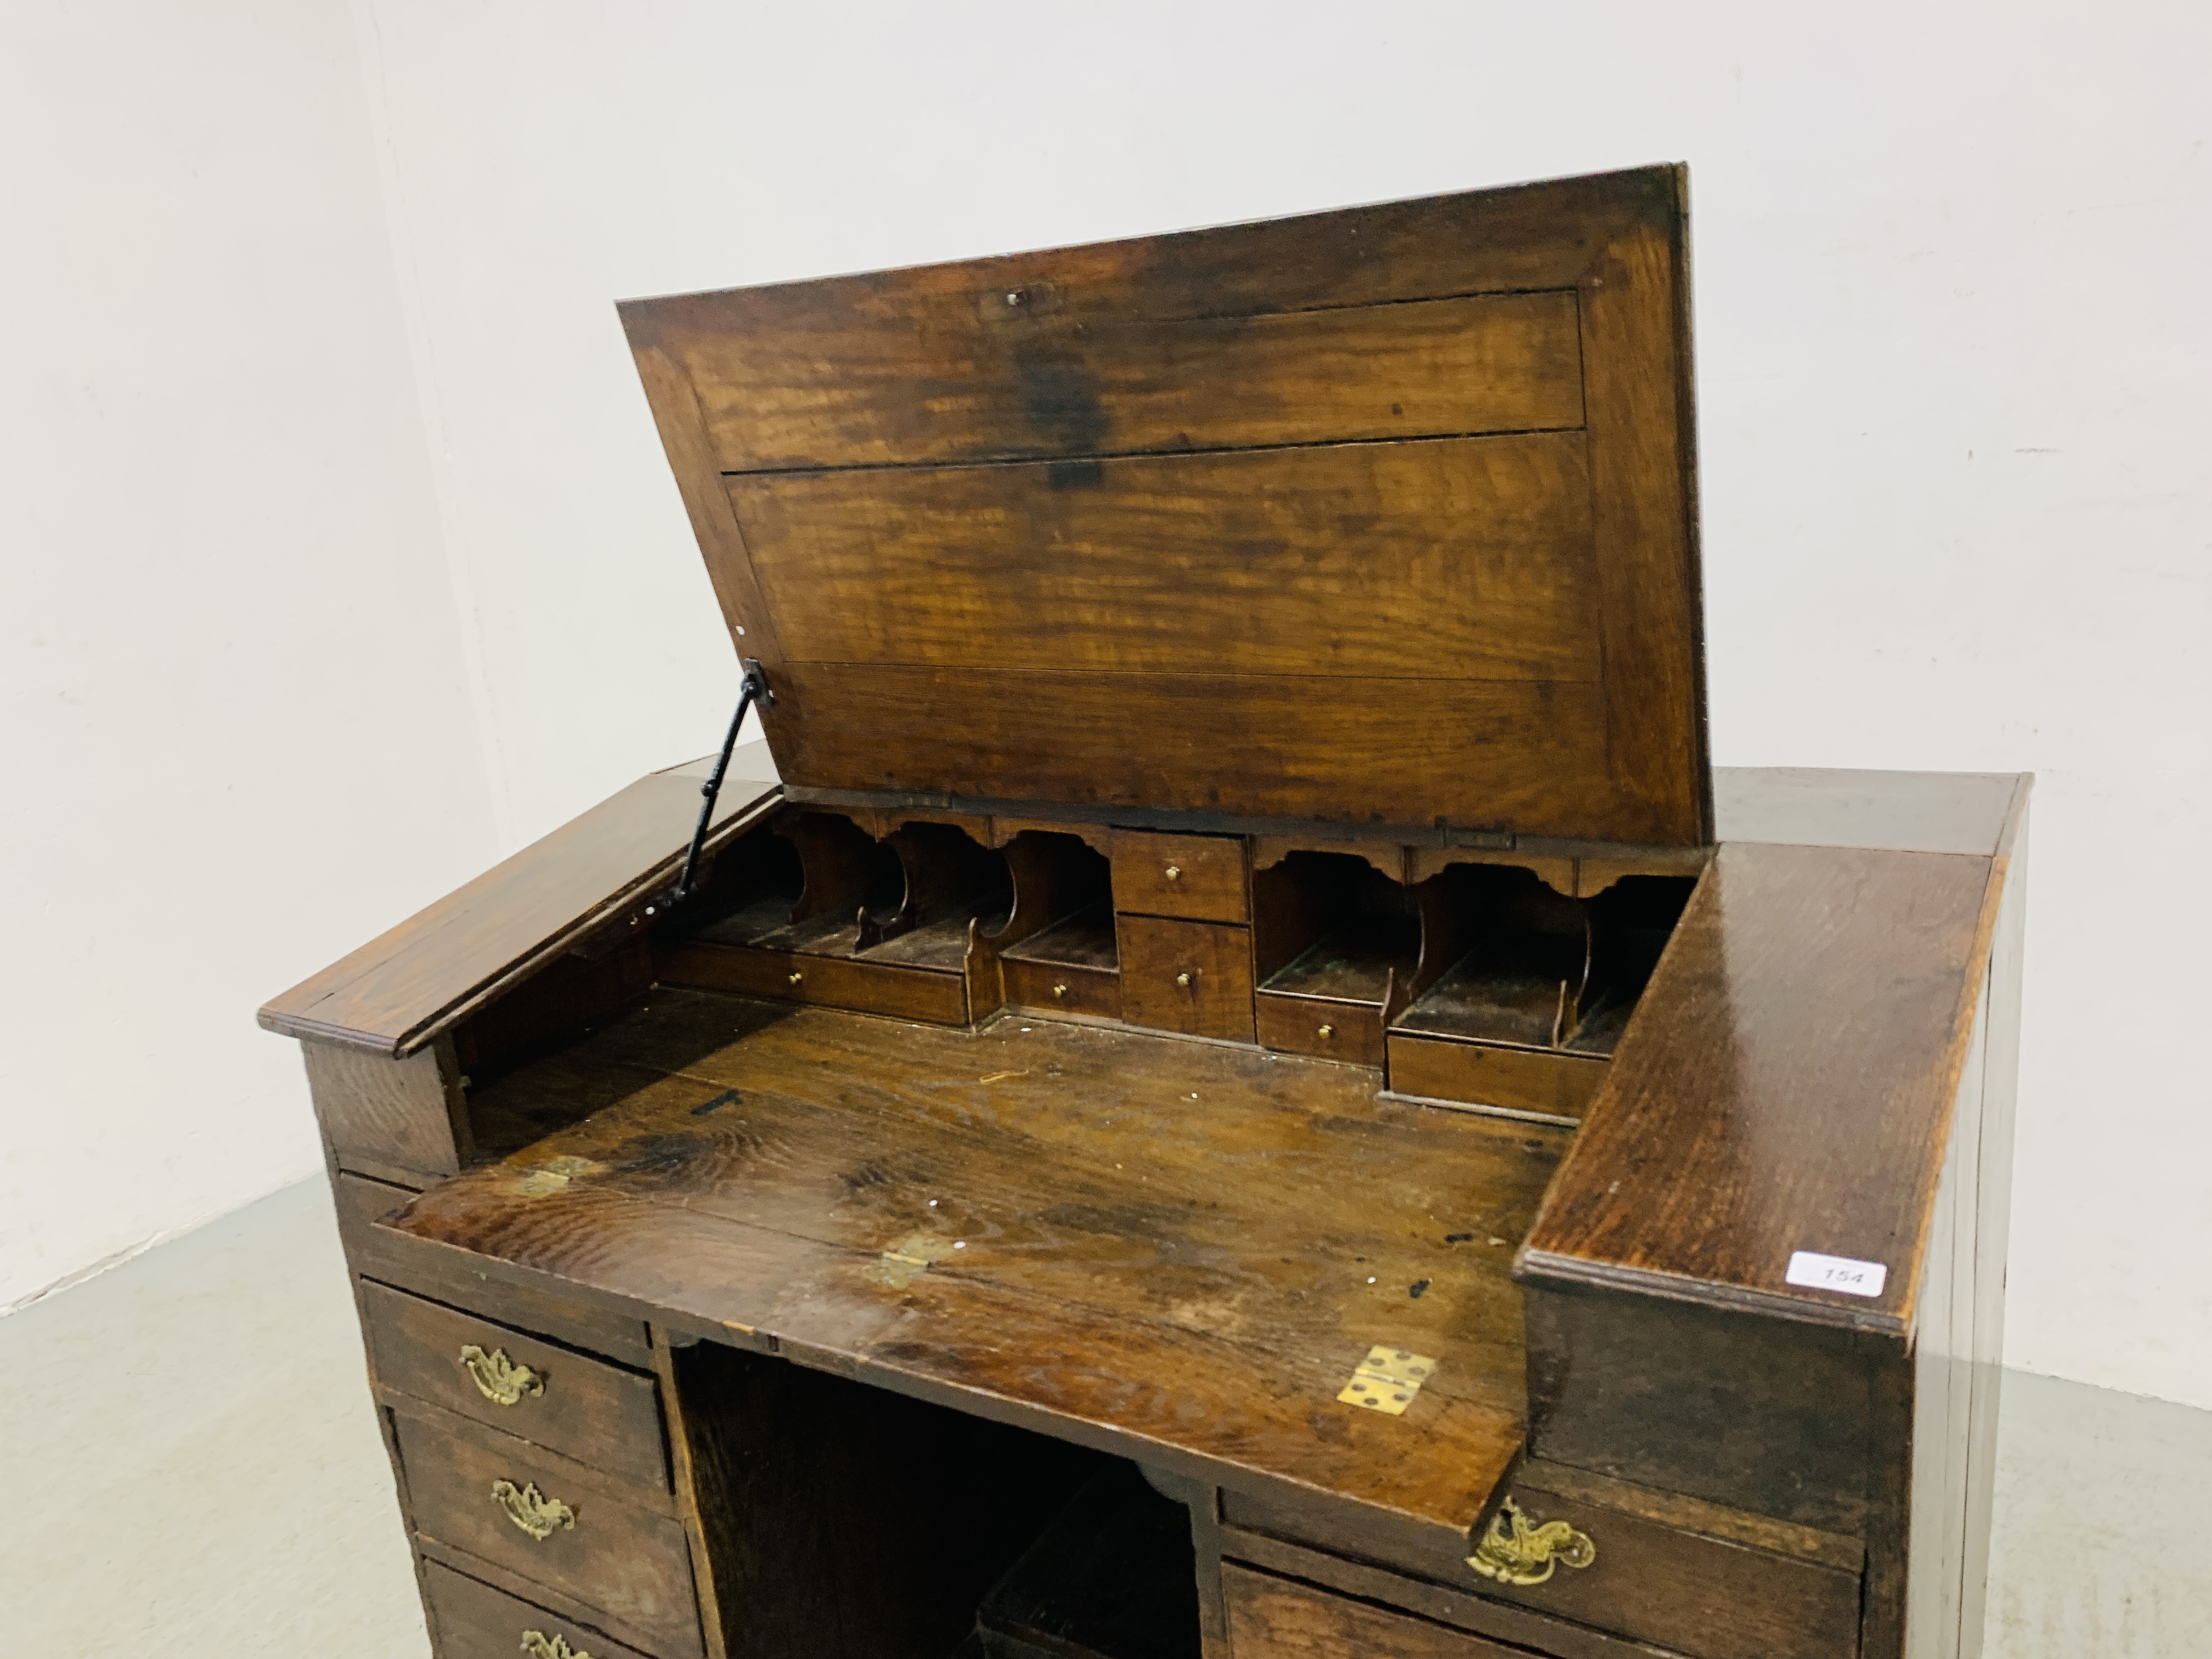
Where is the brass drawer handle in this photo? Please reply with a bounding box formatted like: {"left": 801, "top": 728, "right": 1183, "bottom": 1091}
{"left": 1317, "top": 1024, "right": 1334, "bottom": 1039}
{"left": 787, "top": 970, "right": 804, "bottom": 986}
{"left": 1468, "top": 1497, "right": 1596, "bottom": 1587}
{"left": 1164, "top": 865, "right": 1183, "bottom": 881}
{"left": 1052, "top": 983, "right": 1069, "bottom": 998}
{"left": 458, "top": 1343, "right": 544, "bottom": 1407}
{"left": 1175, "top": 972, "right": 1193, "bottom": 988}
{"left": 491, "top": 1478, "right": 576, "bottom": 1542}
{"left": 522, "top": 1634, "right": 592, "bottom": 1659}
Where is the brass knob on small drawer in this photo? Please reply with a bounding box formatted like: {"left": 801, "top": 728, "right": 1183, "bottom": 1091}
{"left": 1175, "top": 972, "right": 1193, "bottom": 987}
{"left": 458, "top": 1343, "right": 543, "bottom": 1407}
{"left": 1164, "top": 865, "right": 1183, "bottom": 881}
{"left": 1317, "top": 1024, "right": 1334, "bottom": 1039}
{"left": 787, "top": 971, "right": 804, "bottom": 986}
{"left": 491, "top": 1479, "right": 576, "bottom": 1542}
{"left": 1466, "top": 1497, "right": 1596, "bottom": 1587}
{"left": 1052, "top": 983, "right": 1069, "bottom": 998}
{"left": 522, "top": 1634, "right": 592, "bottom": 1659}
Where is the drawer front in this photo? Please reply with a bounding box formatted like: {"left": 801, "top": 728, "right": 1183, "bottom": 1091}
{"left": 1256, "top": 992, "right": 1385, "bottom": 1066}
{"left": 1224, "top": 1565, "right": 1522, "bottom": 1658}
{"left": 1466, "top": 1486, "right": 1859, "bottom": 1659}
{"left": 661, "top": 940, "right": 968, "bottom": 1025}
{"left": 422, "top": 1560, "right": 657, "bottom": 1659}
{"left": 1386, "top": 1034, "right": 1606, "bottom": 1120}
{"left": 1111, "top": 830, "right": 1249, "bottom": 922}
{"left": 394, "top": 1413, "right": 701, "bottom": 1657}
{"left": 1117, "top": 916, "right": 1256, "bottom": 1041}
{"left": 363, "top": 1282, "right": 668, "bottom": 1493}
{"left": 1000, "top": 955, "right": 1121, "bottom": 1019}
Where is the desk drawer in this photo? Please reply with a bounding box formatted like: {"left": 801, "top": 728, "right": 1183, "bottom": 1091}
{"left": 394, "top": 1412, "right": 701, "bottom": 1658}
{"left": 1256, "top": 991, "right": 1385, "bottom": 1066}
{"left": 1111, "top": 830, "right": 1249, "bottom": 922}
{"left": 1117, "top": 916, "right": 1256, "bottom": 1041}
{"left": 1460, "top": 1483, "right": 1859, "bottom": 1659}
{"left": 422, "top": 1559, "right": 659, "bottom": 1659}
{"left": 363, "top": 1282, "right": 668, "bottom": 1494}
{"left": 1000, "top": 953, "right": 1120, "bottom": 1019}
{"left": 1226, "top": 1565, "right": 1526, "bottom": 1658}
{"left": 661, "top": 940, "right": 968, "bottom": 1025}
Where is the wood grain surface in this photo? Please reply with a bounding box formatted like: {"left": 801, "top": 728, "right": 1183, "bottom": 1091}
{"left": 380, "top": 991, "right": 1568, "bottom": 1550}
{"left": 1520, "top": 839, "right": 2001, "bottom": 1335}
{"left": 623, "top": 167, "right": 1708, "bottom": 846}
{"left": 1223, "top": 1565, "right": 1525, "bottom": 1659}
{"left": 1113, "top": 830, "right": 1250, "bottom": 923}
{"left": 361, "top": 1282, "right": 668, "bottom": 1493}
{"left": 261, "top": 757, "right": 782, "bottom": 1054}
{"left": 420, "top": 1559, "right": 656, "bottom": 1659}
{"left": 731, "top": 434, "right": 1600, "bottom": 681}
{"left": 392, "top": 1408, "right": 701, "bottom": 1656}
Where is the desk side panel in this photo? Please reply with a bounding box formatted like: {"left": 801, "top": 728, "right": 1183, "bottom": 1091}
{"left": 261, "top": 755, "right": 780, "bottom": 1054}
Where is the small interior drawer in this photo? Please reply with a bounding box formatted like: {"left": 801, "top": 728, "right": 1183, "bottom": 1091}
{"left": 659, "top": 939, "right": 968, "bottom": 1025}
{"left": 1116, "top": 915, "right": 1256, "bottom": 1041}
{"left": 392, "top": 1410, "right": 701, "bottom": 1658}
{"left": 362, "top": 1282, "right": 668, "bottom": 1494}
{"left": 1386, "top": 1034, "right": 1606, "bottom": 1120}
{"left": 1111, "top": 830, "right": 1249, "bottom": 922}
{"left": 1256, "top": 992, "right": 1385, "bottom": 1065}
{"left": 999, "top": 953, "right": 1120, "bottom": 1019}
{"left": 421, "top": 1558, "right": 659, "bottom": 1659}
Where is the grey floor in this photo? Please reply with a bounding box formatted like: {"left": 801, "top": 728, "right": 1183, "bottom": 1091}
{"left": 2, "top": 1181, "right": 2207, "bottom": 1657}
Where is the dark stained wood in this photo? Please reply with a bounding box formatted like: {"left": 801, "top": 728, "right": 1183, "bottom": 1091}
{"left": 664, "top": 1335, "right": 1106, "bottom": 1659}
{"left": 619, "top": 174, "right": 1665, "bottom": 470}
{"left": 624, "top": 168, "right": 1708, "bottom": 847}
{"left": 1223, "top": 1565, "right": 1528, "bottom": 1659}
{"left": 306, "top": 1039, "right": 469, "bottom": 1180}
{"left": 261, "top": 754, "right": 782, "bottom": 1054}
{"left": 379, "top": 992, "right": 1568, "bottom": 1547}
{"left": 1520, "top": 840, "right": 2002, "bottom": 1335}
{"left": 362, "top": 1282, "right": 668, "bottom": 1493}
{"left": 1001, "top": 952, "right": 1121, "bottom": 1020}
{"left": 1386, "top": 1036, "right": 1604, "bottom": 1121}
{"left": 420, "top": 1558, "right": 656, "bottom": 1659}
{"left": 391, "top": 1405, "right": 701, "bottom": 1656}
{"left": 1220, "top": 1530, "right": 1682, "bottom": 1659}
{"left": 701, "top": 286, "right": 1582, "bottom": 471}
{"left": 341, "top": 1183, "right": 654, "bottom": 1369}
{"left": 1523, "top": 1284, "right": 1876, "bottom": 1536}
{"left": 1515, "top": 1458, "right": 1861, "bottom": 1573}
{"left": 646, "top": 1333, "right": 730, "bottom": 1659}
{"left": 1113, "top": 830, "right": 1249, "bottom": 923}
{"left": 1714, "top": 767, "right": 2025, "bottom": 856}
{"left": 1460, "top": 1483, "right": 1858, "bottom": 1659}
{"left": 658, "top": 939, "right": 969, "bottom": 1025}
{"left": 1115, "top": 917, "right": 1257, "bottom": 1041}
{"left": 732, "top": 435, "right": 1600, "bottom": 682}
{"left": 1257, "top": 994, "right": 1385, "bottom": 1067}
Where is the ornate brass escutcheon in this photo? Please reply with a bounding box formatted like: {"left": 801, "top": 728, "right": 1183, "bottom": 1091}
{"left": 490, "top": 1478, "right": 576, "bottom": 1541}
{"left": 1467, "top": 1496, "right": 1597, "bottom": 1587}
{"left": 459, "top": 1343, "right": 545, "bottom": 1407}
{"left": 521, "top": 1633, "right": 592, "bottom": 1659}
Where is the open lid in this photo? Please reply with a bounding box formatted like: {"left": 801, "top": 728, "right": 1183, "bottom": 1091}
{"left": 622, "top": 165, "right": 1708, "bottom": 848}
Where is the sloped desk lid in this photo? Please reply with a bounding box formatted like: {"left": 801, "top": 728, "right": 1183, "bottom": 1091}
{"left": 622, "top": 165, "right": 1708, "bottom": 847}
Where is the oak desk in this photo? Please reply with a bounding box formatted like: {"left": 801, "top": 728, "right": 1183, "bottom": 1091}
{"left": 263, "top": 168, "right": 2023, "bottom": 1659}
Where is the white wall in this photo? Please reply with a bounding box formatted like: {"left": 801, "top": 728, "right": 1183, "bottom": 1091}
{"left": 0, "top": 0, "right": 498, "bottom": 1310}
{"left": 347, "top": 1, "right": 2211, "bottom": 1407}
